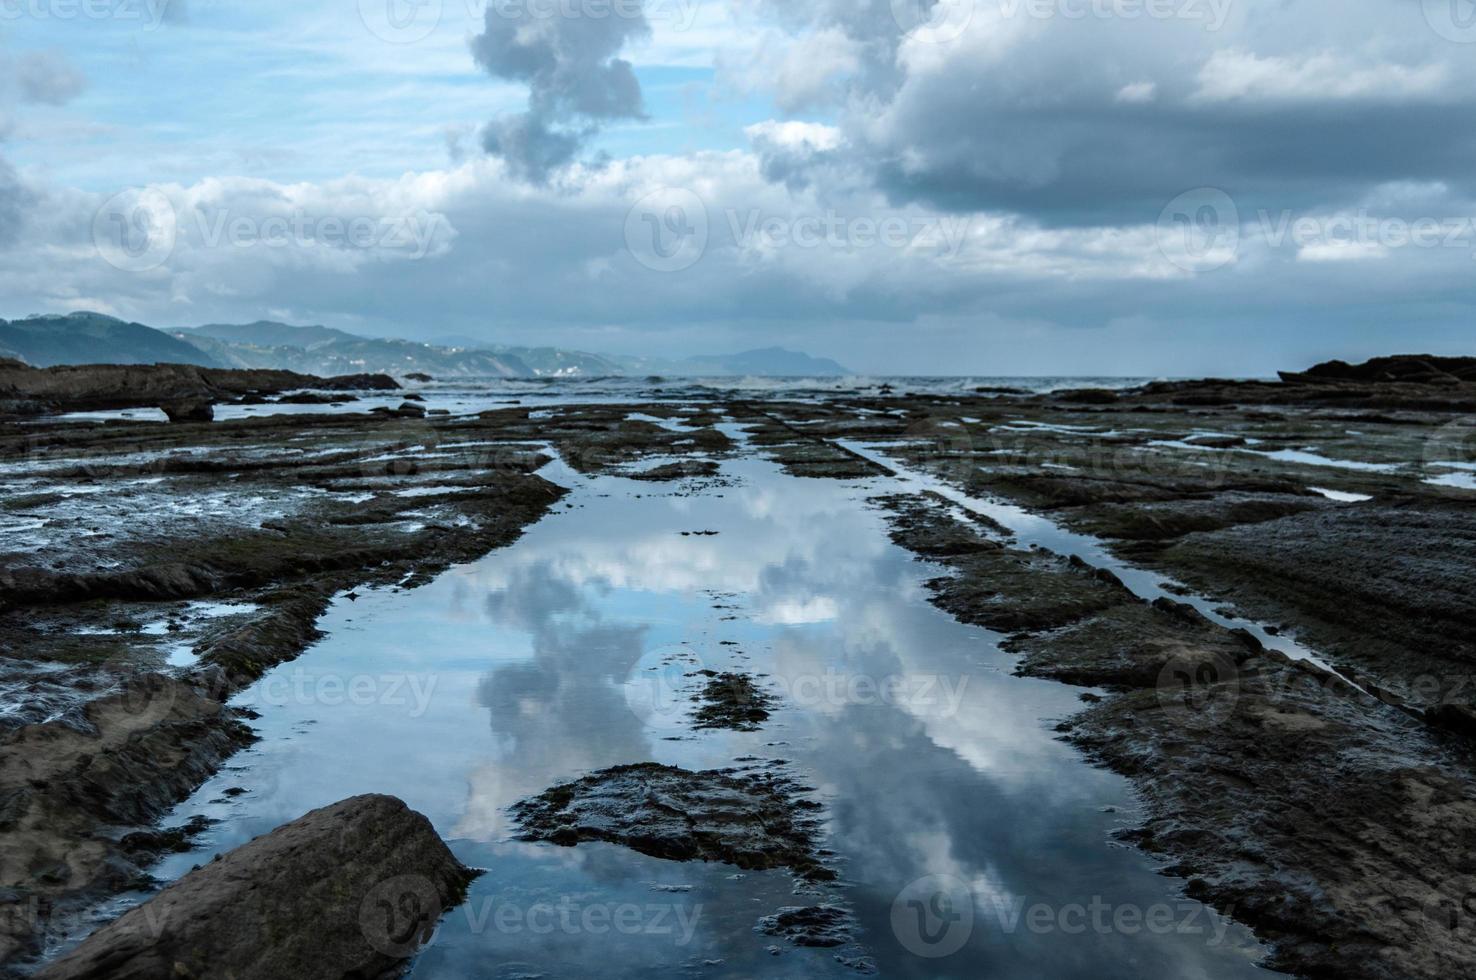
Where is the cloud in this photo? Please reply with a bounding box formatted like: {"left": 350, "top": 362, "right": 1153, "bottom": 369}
{"left": 728, "top": 2, "right": 1476, "bottom": 225}
{"left": 0, "top": 158, "right": 30, "bottom": 246}
{"left": 0, "top": 50, "right": 85, "bottom": 244}
{"left": 12, "top": 51, "right": 88, "bottom": 106}
{"left": 9, "top": 147, "right": 1476, "bottom": 376}
{"left": 1192, "top": 50, "right": 1449, "bottom": 104}
{"left": 1115, "top": 82, "right": 1156, "bottom": 104}
{"left": 469, "top": 0, "right": 651, "bottom": 182}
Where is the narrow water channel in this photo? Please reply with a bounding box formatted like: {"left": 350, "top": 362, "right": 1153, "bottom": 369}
{"left": 103, "top": 449, "right": 1279, "bottom": 977}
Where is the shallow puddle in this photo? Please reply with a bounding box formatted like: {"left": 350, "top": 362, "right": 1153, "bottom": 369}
{"left": 99, "top": 453, "right": 1277, "bottom": 978}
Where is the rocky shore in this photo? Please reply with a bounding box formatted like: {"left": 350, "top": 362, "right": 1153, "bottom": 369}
{"left": 0, "top": 361, "right": 398, "bottom": 419}
{"left": 37, "top": 795, "right": 475, "bottom": 980}
{"left": 3, "top": 356, "right": 1474, "bottom": 978}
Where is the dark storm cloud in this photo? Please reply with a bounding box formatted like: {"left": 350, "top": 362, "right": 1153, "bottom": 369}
{"left": 0, "top": 51, "right": 84, "bottom": 243}
{"left": 0, "top": 157, "right": 32, "bottom": 246}
{"left": 469, "top": 0, "right": 650, "bottom": 182}
{"left": 867, "top": 100, "right": 1476, "bottom": 226}
{"left": 751, "top": 1, "right": 1476, "bottom": 226}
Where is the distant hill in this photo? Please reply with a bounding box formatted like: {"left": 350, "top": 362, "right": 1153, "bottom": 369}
{"left": 615, "top": 347, "right": 851, "bottom": 377}
{"left": 178, "top": 321, "right": 360, "bottom": 349}
{"left": 3, "top": 313, "right": 852, "bottom": 379}
{"left": 428, "top": 335, "right": 624, "bottom": 377}
{"left": 0, "top": 313, "right": 219, "bottom": 368}
{"left": 170, "top": 325, "right": 532, "bottom": 379}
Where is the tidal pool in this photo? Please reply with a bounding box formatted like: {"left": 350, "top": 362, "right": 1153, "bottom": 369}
{"left": 122, "top": 452, "right": 1277, "bottom": 978}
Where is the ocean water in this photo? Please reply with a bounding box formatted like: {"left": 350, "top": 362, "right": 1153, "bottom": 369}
{"left": 48, "top": 376, "right": 1164, "bottom": 424}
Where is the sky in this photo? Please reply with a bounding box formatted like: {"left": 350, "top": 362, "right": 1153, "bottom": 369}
{"left": 1, "top": 0, "right": 1475, "bottom": 375}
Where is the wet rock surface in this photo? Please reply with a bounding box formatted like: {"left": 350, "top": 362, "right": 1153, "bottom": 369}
{"left": 1062, "top": 655, "right": 1476, "bottom": 980}
{"left": 0, "top": 362, "right": 397, "bottom": 417}
{"left": 1154, "top": 503, "right": 1476, "bottom": 711}
{"left": 755, "top": 904, "right": 856, "bottom": 948}
{"left": 690, "top": 671, "right": 774, "bottom": 731}
{"left": 511, "top": 763, "right": 833, "bottom": 881}
{"left": 36, "top": 795, "right": 475, "bottom": 980}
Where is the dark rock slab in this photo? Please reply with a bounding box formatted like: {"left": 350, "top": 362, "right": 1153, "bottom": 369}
{"left": 512, "top": 763, "right": 832, "bottom": 880}
{"left": 756, "top": 904, "right": 856, "bottom": 948}
{"left": 691, "top": 672, "right": 774, "bottom": 730}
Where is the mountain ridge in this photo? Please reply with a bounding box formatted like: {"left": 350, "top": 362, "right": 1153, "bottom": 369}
{"left": 0, "top": 313, "right": 852, "bottom": 378}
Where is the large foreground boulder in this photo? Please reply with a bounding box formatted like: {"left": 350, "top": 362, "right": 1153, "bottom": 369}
{"left": 38, "top": 795, "right": 476, "bottom": 980}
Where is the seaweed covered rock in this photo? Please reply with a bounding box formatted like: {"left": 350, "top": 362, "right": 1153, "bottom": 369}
{"left": 512, "top": 763, "right": 832, "bottom": 880}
